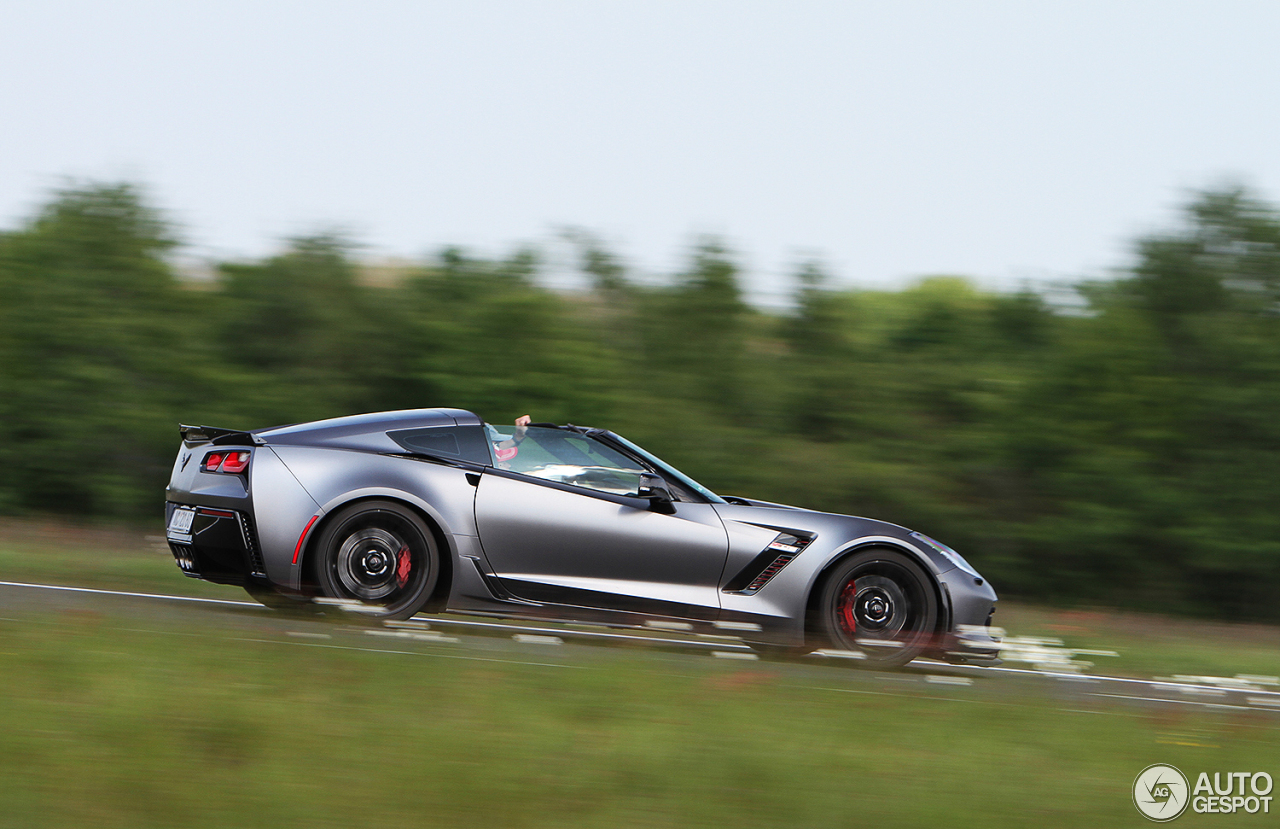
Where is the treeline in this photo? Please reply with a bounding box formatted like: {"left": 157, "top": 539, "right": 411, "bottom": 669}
{"left": 2, "top": 183, "right": 1279, "bottom": 620}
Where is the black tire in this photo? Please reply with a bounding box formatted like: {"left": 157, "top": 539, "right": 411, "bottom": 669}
{"left": 313, "top": 500, "right": 440, "bottom": 621}
{"left": 816, "top": 548, "right": 938, "bottom": 668}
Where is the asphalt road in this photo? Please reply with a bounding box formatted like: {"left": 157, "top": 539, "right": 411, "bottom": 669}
{"left": 2, "top": 579, "right": 1279, "bottom": 720}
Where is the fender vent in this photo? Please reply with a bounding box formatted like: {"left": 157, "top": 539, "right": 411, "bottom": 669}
{"left": 238, "top": 512, "right": 267, "bottom": 578}
{"left": 724, "top": 533, "right": 814, "bottom": 594}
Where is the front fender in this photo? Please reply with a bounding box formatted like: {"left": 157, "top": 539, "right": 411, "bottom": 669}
{"left": 713, "top": 504, "right": 967, "bottom": 647}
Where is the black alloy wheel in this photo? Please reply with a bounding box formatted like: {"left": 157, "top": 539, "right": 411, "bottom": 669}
{"left": 314, "top": 500, "right": 439, "bottom": 621}
{"left": 818, "top": 548, "right": 938, "bottom": 667}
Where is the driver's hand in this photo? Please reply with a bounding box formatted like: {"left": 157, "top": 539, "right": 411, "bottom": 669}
{"left": 515, "top": 414, "right": 531, "bottom": 439}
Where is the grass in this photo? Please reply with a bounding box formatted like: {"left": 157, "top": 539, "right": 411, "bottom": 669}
{"left": 0, "top": 609, "right": 1276, "bottom": 828}
{"left": 993, "top": 602, "right": 1280, "bottom": 681}
{"left": 0, "top": 517, "right": 229, "bottom": 600}
{"left": 1, "top": 517, "right": 1278, "bottom": 826}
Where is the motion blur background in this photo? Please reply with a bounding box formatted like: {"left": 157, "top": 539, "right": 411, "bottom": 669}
{"left": 2, "top": 1, "right": 1279, "bottom": 623}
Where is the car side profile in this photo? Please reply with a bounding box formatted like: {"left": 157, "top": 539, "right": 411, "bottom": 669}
{"left": 164, "top": 408, "right": 1001, "bottom": 666}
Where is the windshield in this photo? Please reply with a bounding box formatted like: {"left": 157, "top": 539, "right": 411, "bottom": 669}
{"left": 604, "top": 432, "right": 725, "bottom": 504}
{"left": 483, "top": 423, "right": 725, "bottom": 503}
{"left": 485, "top": 425, "right": 649, "bottom": 496}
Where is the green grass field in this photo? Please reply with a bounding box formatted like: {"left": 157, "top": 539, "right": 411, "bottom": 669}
{"left": 1, "top": 519, "right": 1277, "bottom": 827}
{"left": 1, "top": 609, "right": 1276, "bottom": 828}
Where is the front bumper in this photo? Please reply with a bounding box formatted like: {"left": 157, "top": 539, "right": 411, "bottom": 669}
{"left": 932, "top": 567, "right": 1001, "bottom": 665}
{"left": 937, "top": 627, "right": 1003, "bottom": 666}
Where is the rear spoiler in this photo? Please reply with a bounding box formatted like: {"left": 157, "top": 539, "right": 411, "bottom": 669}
{"left": 179, "top": 424, "right": 263, "bottom": 446}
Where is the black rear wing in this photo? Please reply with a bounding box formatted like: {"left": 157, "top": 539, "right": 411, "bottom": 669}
{"left": 179, "top": 424, "right": 263, "bottom": 446}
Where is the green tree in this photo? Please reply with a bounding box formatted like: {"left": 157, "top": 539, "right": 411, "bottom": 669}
{"left": 635, "top": 239, "right": 751, "bottom": 417}
{"left": 995, "top": 187, "right": 1280, "bottom": 616}
{"left": 0, "top": 183, "right": 185, "bottom": 516}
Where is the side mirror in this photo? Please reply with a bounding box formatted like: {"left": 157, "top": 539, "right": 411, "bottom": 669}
{"left": 637, "top": 473, "right": 676, "bottom": 514}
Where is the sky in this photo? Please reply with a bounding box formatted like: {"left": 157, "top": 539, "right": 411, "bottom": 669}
{"left": 1, "top": 1, "right": 1277, "bottom": 303}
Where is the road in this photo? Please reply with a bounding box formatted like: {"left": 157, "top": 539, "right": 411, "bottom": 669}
{"left": 2, "top": 579, "right": 1278, "bottom": 718}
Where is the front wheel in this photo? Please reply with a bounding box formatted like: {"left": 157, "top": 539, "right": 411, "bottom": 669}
{"left": 314, "top": 501, "right": 439, "bottom": 621}
{"left": 817, "top": 548, "right": 938, "bottom": 668}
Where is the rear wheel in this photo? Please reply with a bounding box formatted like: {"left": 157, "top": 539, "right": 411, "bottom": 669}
{"left": 314, "top": 501, "right": 439, "bottom": 621}
{"left": 817, "top": 548, "right": 938, "bottom": 668}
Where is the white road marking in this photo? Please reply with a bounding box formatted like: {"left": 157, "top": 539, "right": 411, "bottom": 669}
{"left": 961, "top": 662, "right": 1280, "bottom": 703}
{"left": 230, "top": 636, "right": 580, "bottom": 669}
{"left": 419, "top": 616, "right": 753, "bottom": 650}
{"left": 513, "top": 634, "right": 563, "bottom": 645}
{"left": 0, "top": 580, "right": 260, "bottom": 607}
{"left": 382, "top": 619, "right": 432, "bottom": 630}
{"left": 645, "top": 620, "right": 693, "bottom": 631}
{"left": 3, "top": 579, "right": 1279, "bottom": 709}
{"left": 0, "top": 580, "right": 753, "bottom": 650}
{"left": 1087, "top": 692, "right": 1257, "bottom": 711}
{"left": 714, "top": 620, "right": 763, "bottom": 631}
{"left": 364, "top": 629, "right": 459, "bottom": 643}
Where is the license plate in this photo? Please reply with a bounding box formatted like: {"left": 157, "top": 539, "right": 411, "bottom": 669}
{"left": 168, "top": 507, "right": 195, "bottom": 535}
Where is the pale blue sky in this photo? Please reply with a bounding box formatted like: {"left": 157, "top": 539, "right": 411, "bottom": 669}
{"left": 2, "top": 2, "right": 1277, "bottom": 301}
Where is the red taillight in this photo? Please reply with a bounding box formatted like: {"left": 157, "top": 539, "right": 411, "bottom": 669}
{"left": 220, "top": 451, "right": 250, "bottom": 474}
{"left": 202, "top": 450, "right": 250, "bottom": 473}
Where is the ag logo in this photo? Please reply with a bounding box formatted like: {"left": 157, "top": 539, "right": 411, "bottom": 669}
{"left": 1134, "top": 764, "right": 1190, "bottom": 821}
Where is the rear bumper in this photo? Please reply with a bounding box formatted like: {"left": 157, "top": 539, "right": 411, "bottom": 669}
{"left": 165, "top": 502, "right": 266, "bottom": 585}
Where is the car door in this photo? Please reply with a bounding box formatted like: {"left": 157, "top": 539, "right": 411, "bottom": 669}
{"left": 473, "top": 428, "right": 729, "bottom": 620}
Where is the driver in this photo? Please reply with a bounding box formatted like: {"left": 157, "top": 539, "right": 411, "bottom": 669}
{"left": 489, "top": 414, "right": 531, "bottom": 464}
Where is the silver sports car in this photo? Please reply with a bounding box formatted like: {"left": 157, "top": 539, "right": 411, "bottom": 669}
{"left": 164, "top": 408, "right": 1001, "bottom": 666}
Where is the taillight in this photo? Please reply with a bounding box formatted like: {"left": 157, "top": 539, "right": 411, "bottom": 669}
{"left": 202, "top": 450, "right": 250, "bottom": 473}
{"left": 220, "top": 451, "right": 250, "bottom": 474}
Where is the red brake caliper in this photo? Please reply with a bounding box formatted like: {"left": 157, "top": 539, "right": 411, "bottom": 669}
{"left": 839, "top": 579, "right": 858, "bottom": 634}
{"left": 395, "top": 545, "right": 412, "bottom": 587}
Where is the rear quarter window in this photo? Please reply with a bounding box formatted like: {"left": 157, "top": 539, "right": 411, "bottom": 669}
{"left": 388, "top": 425, "right": 491, "bottom": 465}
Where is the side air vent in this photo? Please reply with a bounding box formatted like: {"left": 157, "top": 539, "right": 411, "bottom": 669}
{"left": 723, "top": 533, "right": 814, "bottom": 594}
{"left": 238, "top": 512, "right": 267, "bottom": 578}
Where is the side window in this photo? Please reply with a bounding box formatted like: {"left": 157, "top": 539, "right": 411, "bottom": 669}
{"left": 388, "top": 425, "right": 492, "bottom": 465}
{"left": 488, "top": 426, "right": 649, "bottom": 496}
